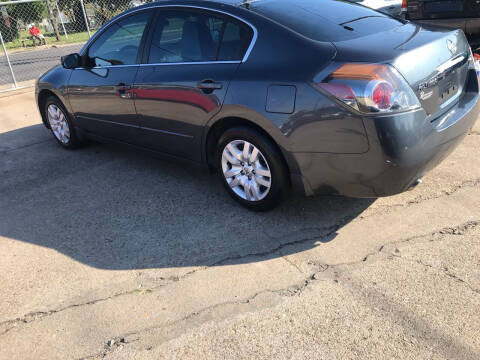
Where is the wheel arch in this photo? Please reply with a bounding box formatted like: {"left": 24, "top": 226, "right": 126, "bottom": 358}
{"left": 37, "top": 88, "right": 66, "bottom": 129}
{"left": 204, "top": 115, "right": 298, "bottom": 181}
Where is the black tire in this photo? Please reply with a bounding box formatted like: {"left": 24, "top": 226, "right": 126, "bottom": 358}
{"left": 44, "top": 95, "right": 82, "bottom": 149}
{"left": 216, "top": 126, "right": 288, "bottom": 211}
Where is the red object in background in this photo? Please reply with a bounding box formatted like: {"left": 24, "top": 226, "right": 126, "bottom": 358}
{"left": 29, "top": 26, "right": 40, "bottom": 37}
{"left": 474, "top": 53, "right": 480, "bottom": 61}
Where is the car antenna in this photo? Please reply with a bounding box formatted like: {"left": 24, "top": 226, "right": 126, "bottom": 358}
{"left": 239, "top": 0, "right": 260, "bottom": 9}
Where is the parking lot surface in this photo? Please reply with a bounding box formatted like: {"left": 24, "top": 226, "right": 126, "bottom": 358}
{"left": 0, "top": 90, "right": 479, "bottom": 359}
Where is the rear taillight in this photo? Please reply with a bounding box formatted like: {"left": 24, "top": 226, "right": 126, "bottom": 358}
{"left": 372, "top": 82, "right": 394, "bottom": 110}
{"left": 470, "top": 47, "right": 480, "bottom": 77}
{"left": 401, "top": 0, "right": 407, "bottom": 12}
{"left": 315, "top": 63, "right": 420, "bottom": 114}
{"left": 475, "top": 54, "right": 480, "bottom": 76}
{"left": 467, "top": 47, "right": 480, "bottom": 77}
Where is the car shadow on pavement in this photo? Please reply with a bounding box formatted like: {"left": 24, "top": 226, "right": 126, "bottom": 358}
{"left": 0, "top": 125, "right": 375, "bottom": 270}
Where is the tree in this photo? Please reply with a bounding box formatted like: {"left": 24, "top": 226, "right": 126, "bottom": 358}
{"left": 6, "top": 1, "right": 46, "bottom": 25}
{"left": 87, "top": 0, "right": 130, "bottom": 28}
{"left": 44, "top": 0, "right": 60, "bottom": 40}
{"left": 57, "top": 0, "right": 88, "bottom": 32}
{"left": 0, "top": 8, "right": 18, "bottom": 43}
{"left": 0, "top": 0, "right": 45, "bottom": 43}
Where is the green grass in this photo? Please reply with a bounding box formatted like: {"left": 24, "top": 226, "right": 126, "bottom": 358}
{"left": 5, "top": 29, "right": 94, "bottom": 51}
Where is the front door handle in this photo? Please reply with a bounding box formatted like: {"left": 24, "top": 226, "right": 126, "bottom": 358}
{"left": 197, "top": 80, "right": 223, "bottom": 93}
{"left": 116, "top": 83, "right": 132, "bottom": 99}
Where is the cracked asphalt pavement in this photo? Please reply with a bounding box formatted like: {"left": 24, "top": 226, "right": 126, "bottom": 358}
{"left": 0, "top": 90, "right": 479, "bottom": 359}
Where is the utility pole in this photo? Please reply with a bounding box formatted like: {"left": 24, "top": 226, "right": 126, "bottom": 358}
{"left": 45, "top": 0, "right": 61, "bottom": 41}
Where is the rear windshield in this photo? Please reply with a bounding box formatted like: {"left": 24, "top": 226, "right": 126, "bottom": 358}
{"left": 242, "top": 0, "right": 404, "bottom": 42}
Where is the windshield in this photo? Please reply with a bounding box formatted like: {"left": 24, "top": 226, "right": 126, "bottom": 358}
{"left": 241, "top": 0, "right": 405, "bottom": 42}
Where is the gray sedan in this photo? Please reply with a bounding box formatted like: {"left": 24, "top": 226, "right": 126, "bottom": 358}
{"left": 36, "top": 0, "right": 479, "bottom": 210}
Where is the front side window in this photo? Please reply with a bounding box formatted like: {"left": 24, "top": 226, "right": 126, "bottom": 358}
{"left": 88, "top": 11, "right": 150, "bottom": 66}
{"left": 148, "top": 10, "right": 253, "bottom": 64}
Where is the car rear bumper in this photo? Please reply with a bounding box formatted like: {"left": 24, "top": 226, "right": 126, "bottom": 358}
{"left": 290, "top": 73, "right": 480, "bottom": 198}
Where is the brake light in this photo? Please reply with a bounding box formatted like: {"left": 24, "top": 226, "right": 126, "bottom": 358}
{"left": 316, "top": 63, "right": 420, "bottom": 114}
{"left": 372, "top": 82, "right": 394, "bottom": 110}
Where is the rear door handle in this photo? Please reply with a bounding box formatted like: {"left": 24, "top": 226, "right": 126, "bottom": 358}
{"left": 116, "top": 83, "right": 132, "bottom": 99}
{"left": 197, "top": 80, "right": 223, "bottom": 93}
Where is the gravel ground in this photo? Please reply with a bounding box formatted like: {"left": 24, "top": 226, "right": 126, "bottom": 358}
{"left": 0, "top": 90, "right": 479, "bottom": 359}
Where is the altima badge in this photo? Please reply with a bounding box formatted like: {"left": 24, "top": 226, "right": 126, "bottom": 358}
{"left": 447, "top": 39, "right": 457, "bottom": 55}
{"left": 420, "top": 90, "right": 433, "bottom": 100}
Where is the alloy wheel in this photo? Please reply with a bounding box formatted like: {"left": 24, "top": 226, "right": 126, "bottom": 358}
{"left": 47, "top": 104, "right": 70, "bottom": 144}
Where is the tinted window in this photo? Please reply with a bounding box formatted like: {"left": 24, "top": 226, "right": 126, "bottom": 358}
{"left": 148, "top": 10, "right": 252, "bottom": 63}
{"left": 88, "top": 11, "right": 150, "bottom": 66}
{"left": 218, "top": 21, "right": 253, "bottom": 61}
{"left": 244, "top": 0, "right": 403, "bottom": 42}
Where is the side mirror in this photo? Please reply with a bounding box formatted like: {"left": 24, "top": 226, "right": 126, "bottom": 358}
{"left": 61, "top": 53, "right": 81, "bottom": 69}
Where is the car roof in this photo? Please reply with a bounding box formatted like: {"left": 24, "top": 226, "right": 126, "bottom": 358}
{"left": 111, "top": 0, "right": 250, "bottom": 24}
{"left": 129, "top": 0, "right": 242, "bottom": 11}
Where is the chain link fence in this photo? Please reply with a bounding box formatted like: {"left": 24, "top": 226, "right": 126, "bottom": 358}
{"left": 0, "top": 0, "right": 142, "bottom": 91}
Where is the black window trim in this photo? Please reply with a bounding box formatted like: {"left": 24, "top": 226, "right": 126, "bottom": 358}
{"left": 77, "top": 4, "right": 258, "bottom": 69}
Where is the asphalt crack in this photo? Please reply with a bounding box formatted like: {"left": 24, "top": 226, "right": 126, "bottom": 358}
{"left": 0, "top": 139, "right": 52, "bottom": 154}
{"left": 0, "top": 267, "right": 203, "bottom": 336}
{"left": 393, "top": 255, "right": 480, "bottom": 295}
{"left": 0, "top": 291, "right": 133, "bottom": 337}
{"left": 360, "top": 178, "right": 480, "bottom": 219}
{"left": 211, "top": 212, "right": 358, "bottom": 267}
{"left": 2, "top": 209, "right": 478, "bottom": 339}
{"left": 390, "top": 232, "right": 480, "bottom": 295}
{"left": 77, "top": 220, "right": 480, "bottom": 359}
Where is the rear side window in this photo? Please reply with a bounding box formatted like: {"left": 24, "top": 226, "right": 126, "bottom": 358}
{"left": 88, "top": 11, "right": 150, "bottom": 66}
{"left": 245, "top": 0, "right": 403, "bottom": 42}
{"left": 218, "top": 21, "right": 252, "bottom": 61}
{"left": 147, "top": 10, "right": 253, "bottom": 63}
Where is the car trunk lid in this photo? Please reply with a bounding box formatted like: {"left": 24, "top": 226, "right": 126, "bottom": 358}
{"left": 332, "top": 20, "right": 471, "bottom": 117}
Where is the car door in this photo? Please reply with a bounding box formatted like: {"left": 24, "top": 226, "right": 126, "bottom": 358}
{"left": 133, "top": 8, "right": 254, "bottom": 161}
{"left": 68, "top": 10, "right": 152, "bottom": 142}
